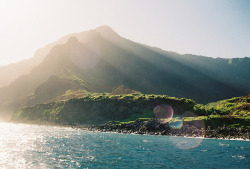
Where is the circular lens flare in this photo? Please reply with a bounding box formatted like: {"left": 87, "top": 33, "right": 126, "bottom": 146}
{"left": 169, "top": 115, "right": 183, "bottom": 129}
{"left": 170, "top": 111, "right": 206, "bottom": 149}
{"left": 154, "top": 105, "right": 174, "bottom": 123}
{"left": 170, "top": 136, "right": 203, "bottom": 150}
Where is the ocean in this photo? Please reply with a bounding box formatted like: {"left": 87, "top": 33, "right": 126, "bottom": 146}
{"left": 0, "top": 122, "right": 249, "bottom": 168}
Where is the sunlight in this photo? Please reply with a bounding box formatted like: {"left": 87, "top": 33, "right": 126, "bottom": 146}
{"left": 0, "top": 122, "right": 36, "bottom": 167}
{"left": 0, "top": 0, "right": 19, "bottom": 18}
{"left": 0, "top": 1, "right": 249, "bottom": 168}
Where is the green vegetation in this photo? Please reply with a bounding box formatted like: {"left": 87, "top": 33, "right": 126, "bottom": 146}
{"left": 12, "top": 92, "right": 250, "bottom": 128}
{"left": 109, "top": 108, "right": 154, "bottom": 124}
{"left": 59, "top": 69, "right": 87, "bottom": 88}
{"left": 205, "top": 95, "right": 250, "bottom": 117}
{"left": 13, "top": 93, "right": 195, "bottom": 124}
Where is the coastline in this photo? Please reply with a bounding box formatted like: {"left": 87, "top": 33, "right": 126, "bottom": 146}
{"left": 10, "top": 119, "right": 249, "bottom": 141}
{"left": 85, "top": 119, "right": 250, "bottom": 141}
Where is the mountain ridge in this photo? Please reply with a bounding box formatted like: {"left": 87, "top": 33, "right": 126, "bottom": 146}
{"left": 0, "top": 25, "right": 249, "bottom": 119}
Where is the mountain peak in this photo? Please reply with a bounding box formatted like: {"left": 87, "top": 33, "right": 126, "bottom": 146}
{"left": 94, "top": 25, "right": 121, "bottom": 42}
{"left": 95, "top": 25, "right": 115, "bottom": 32}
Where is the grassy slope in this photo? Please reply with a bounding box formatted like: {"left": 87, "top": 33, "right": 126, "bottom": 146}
{"left": 205, "top": 95, "right": 250, "bottom": 117}
{"left": 12, "top": 92, "right": 250, "bottom": 128}
{"left": 13, "top": 93, "right": 195, "bottom": 123}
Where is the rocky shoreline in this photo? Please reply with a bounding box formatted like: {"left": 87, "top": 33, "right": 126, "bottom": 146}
{"left": 11, "top": 119, "right": 250, "bottom": 140}
{"left": 86, "top": 119, "right": 250, "bottom": 140}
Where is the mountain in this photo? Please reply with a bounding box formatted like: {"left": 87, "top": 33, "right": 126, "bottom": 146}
{"left": 0, "top": 34, "right": 65, "bottom": 88}
{"left": 0, "top": 25, "right": 249, "bottom": 119}
{"left": 0, "top": 27, "right": 93, "bottom": 88}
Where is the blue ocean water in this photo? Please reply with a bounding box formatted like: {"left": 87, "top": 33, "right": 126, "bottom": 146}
{"left": 0, "top": 122, "right": 249, "bottom": 168}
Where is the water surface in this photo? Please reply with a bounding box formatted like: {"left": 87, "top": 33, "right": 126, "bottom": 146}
{"left": 0, "top": 122, "right": 249, "bottom": 168}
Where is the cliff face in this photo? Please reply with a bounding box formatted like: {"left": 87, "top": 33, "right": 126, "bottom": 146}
{"left": 13, "top": 94, "right": 196, "bottom": 124}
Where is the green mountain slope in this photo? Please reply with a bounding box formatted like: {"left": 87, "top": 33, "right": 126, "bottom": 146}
{"left": 12, "top": 93, "right": 196, "bottom": 124}
{"left": 0, "top": 26, "right": 249, "bottom": 119}
{"left": 12, "top": 93, "right": 249, "bottom": 130}
{"left": 205, "top": 95, "right": 250, "bottom": 117}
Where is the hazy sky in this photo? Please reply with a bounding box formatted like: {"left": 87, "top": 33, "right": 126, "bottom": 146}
{"left": 0, "top": 0, "right": 249, "bottom": 66}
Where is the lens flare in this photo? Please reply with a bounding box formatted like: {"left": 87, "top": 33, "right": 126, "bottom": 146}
{"left": 154, "top": 105, "right": 174, "bottom": 123}
{"left": 181, "top": 111, "right": 206, "bottom": 136}
{"left": 170, "top": 136, "right": 204, "bottom": 150}
{"left": 169, "top": 115, "right": 183, "bottom": 129}
{"left": 170, "top": 111, "right": 205, "bottom": 149}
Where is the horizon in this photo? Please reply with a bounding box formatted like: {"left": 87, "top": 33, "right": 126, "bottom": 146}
{"left": 0, "top": 0, "right": 250, "bottom": 66}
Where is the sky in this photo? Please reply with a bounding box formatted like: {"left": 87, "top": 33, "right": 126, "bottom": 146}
{"left": 0, "top": 0, "right": 249, "bottom": 66}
